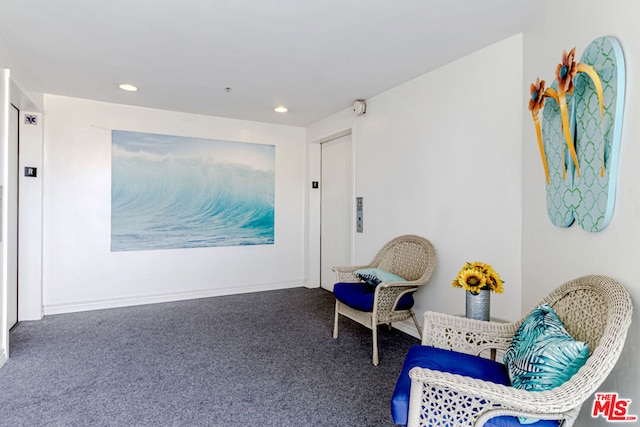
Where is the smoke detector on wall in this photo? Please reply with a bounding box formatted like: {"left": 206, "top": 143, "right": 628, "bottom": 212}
{"left": 353, "top": 99, "right": 367, "bottom": 116}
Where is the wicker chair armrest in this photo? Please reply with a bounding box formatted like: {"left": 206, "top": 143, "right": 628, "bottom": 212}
{"left": 421, "top": 311, "right": 517, "bottom": 356}
{"left": 376, "top": 282, "right": 421, "bottom": 299}
{"left": 373, "top": 282, "right": 421, "bottom": 322}
{"left": 378, "top": 279, "right": 424, "bottom": 288}
{"left": 332, "top": 265, "right": 371, "bottom": 283}
{"left": 407, "top": 367, "right": 580, "bottom": 426}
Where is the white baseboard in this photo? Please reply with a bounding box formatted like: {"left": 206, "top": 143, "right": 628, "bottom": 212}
{"left": 392, "top": 318, "right": 421, "bottom": 339}
{"left": 0, "top": 349, "right": 7, "bottom": 369}
{"left": 304, "top": 281, "right": 320, "bottom": 289}
{"left": 43, "top": 280, "right": 304, "bottom": 315}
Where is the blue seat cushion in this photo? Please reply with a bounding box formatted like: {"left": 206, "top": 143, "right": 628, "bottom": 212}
{"left": 333, "top": 282, "right": 414, "bottom": 312}
{"left": 391, "top": 345, "right": 559, "bottom": 426}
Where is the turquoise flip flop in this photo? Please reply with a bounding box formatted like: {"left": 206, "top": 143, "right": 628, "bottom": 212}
{"left": 572, "top": 36, "right": 625, "bottom": 232}
{"left": 540, "top": 80, "right": 576, "bottom": 228}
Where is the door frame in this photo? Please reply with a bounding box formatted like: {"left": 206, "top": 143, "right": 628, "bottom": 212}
{"left": 7, "top": 103, "right": 19, "bottom": 331}
{"left": 308, "top": 128, "right": 356, "bottom": 290}
{"left": 320, "top": 132, "right": 353, "bottom": 291}
{"left": 1, "top": 69, "right": 9, "bottom": 367}
{"left": 0, "top": 72, "right": 44, "bottom": 369}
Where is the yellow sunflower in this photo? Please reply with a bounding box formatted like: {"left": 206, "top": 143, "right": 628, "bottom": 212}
{"left": 485, "top": 268, "right": 504, "bottom": 294}
{"left": 455, "top": 268, "right": 486, "bottom": 294}
{"left": 471, "top": 261, "right": 489, "bottom": 272}
{"left": 453, "top": 261, "right": 504, "bottom": 295}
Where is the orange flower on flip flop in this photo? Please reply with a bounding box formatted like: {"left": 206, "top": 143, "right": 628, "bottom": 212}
{"left": 528, "top": 78, "right": 547, "bottom": 115}
{"left": 556, "top": 47, "right": 577, "bottom": 94}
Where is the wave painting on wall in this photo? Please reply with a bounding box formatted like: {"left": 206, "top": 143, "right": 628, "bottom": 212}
{"left": 111, "top": 130, "right": 275, "bottom": 251}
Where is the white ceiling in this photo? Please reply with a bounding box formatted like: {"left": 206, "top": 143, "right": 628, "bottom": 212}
{"left": 0, "top": 0, "right": 536, "bottom": 126}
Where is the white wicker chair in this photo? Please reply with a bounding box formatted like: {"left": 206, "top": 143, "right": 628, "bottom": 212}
{"left": 332, "top": 234, "right": 437, "bottom": 366}
{"left": 405, "top": 275, "right": 633, "bottom": 426}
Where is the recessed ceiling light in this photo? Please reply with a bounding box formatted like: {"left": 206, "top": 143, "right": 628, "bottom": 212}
{"left": 119, "top": 83, "right": 138, "bottom": 92}
{"left": 274, "top": 105, "right": 288, "bottom": 113}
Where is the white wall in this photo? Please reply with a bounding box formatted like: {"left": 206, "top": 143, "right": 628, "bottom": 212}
{"left": 307, "top": 34, "right": 524, "bottom": 325}
{"left": 523, "top": 1, "right": 639, "bottom": 423}
{"left": 42, "top": 95, "right": 306, "bottom": 314}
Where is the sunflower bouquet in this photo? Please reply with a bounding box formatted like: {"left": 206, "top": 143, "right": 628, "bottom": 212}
{"left": 452, "top": 262, "right": 504, "bottom": 295}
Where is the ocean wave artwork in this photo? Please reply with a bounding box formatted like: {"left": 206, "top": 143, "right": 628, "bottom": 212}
{"left": 111, "top": 130, "right": 275, "bottom": 251}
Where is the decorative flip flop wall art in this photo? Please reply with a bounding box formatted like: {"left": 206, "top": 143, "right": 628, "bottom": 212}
{"left": 528, "top": 36, "right": 625, "bottom": 232}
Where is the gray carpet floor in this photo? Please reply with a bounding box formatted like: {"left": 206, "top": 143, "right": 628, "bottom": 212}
{"left": 0, "top": 287, "right": 419, "bottom": 426}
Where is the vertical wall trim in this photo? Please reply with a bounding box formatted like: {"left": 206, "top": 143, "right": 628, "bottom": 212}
{"left": 0, "top": 68, "right": 11, "bottom": 366}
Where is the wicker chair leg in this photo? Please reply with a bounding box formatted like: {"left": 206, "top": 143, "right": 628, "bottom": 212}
{"left": 411, "top": 311, "right": 422, "bottom": 337}
{"left": 333, "top": 301, "right": 340, "bottom": 339}
{"left": 372, "top": 326, "right": 379, "bottom": 366}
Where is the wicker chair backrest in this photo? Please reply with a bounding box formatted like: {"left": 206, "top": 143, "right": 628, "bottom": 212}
{"left": 515, "top": 275, "right": 633, "bottom": 409}
{"left": 535, "top": 276, "right": 632, "bottom": 358}
{"left": 371, "top": 235, "right": 437, "bottom": 283}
